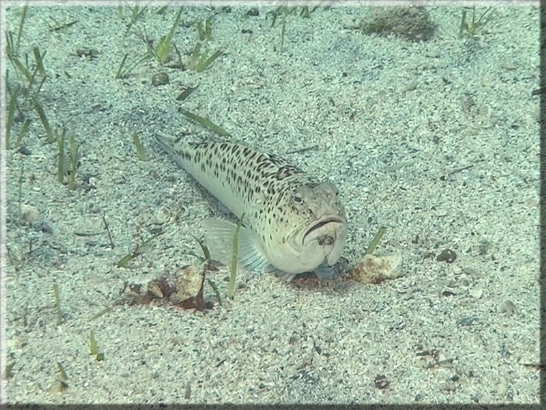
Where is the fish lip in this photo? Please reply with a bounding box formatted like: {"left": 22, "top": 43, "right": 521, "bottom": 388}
{"left": 303, "top": 215, "right": 345, "bottom": 244}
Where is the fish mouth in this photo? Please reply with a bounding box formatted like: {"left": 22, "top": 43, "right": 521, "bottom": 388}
{"left": 303, "top": 215, "right": 345, "bottom": 244}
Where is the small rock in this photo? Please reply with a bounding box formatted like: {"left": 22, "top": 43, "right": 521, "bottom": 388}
{"left": 440, "top": 381, "right": 457, "bottom": 392}
{"left": 457, "top": 316, "right": 478, "bottom": 326}
{"left": 463, "top": 127, "right": 480, "bottom": 137}
{"left": 496, "top": 380, "right": 507, "bottom": 396}
{"left": 171, "top": 263, "right": 206, "bottom": 304}
{"left": 147, "top": 277, "right": 175, "bottom": 299}
{"left": 154, "top": 206, "right": 171, "bottom": 225}
{"left": 437, "top": 249, "right": 457, "bottom": 263}
{"left": 20, "top": 204, "right": 40, "bottom": 225}
{"left": 469, "top": 288, "right": 483, "bottom": 299}
{"left": 497, "top": 300, "right": 516, "bottom": 316}
{"left": 500, "top": 62, "right": 517, "bottom": 71}
{"left": 352, "top": 253, "right": 402, "bottom": 284}
{"left": 246, "top": 8, "right": 259, "bottom": 16}
{"left": 374, "top": 374, "right": 390, "bottom": 389}
{"left": 441, "top": 288, "right": 457, "bottom": 297}
{"left": 152, "top": 72, "right": 169, "bottom": 86}
{"left": 32, "top": 220, "right": 53, "bottom": 234}
{"left": 433, "top": 208, "right": 448, "bottom": 217}
{"left": 18, "top": 146, "right": 31, "bottom": 156}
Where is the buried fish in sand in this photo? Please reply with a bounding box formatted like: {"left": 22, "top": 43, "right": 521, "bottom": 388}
{"left": 155, "top": 135, "right": 347, "bottom": 281}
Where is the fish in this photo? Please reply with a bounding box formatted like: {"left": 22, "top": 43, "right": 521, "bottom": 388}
{"left": 154, "top": 135, "right": 347, "bottom": 281}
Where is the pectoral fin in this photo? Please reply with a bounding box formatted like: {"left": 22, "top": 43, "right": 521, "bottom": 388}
{"left": 275, "top": 271, "right": 297, "bottom": 282}
{"left": 314, "top": 263, "right": 337, "bottom": 280}
{"left": 202, "top": 218, "right": 270, "bottom": 275}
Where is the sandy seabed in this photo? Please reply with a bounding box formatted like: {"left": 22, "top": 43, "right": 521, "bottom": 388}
{"left": 1, "top": 3, "right": 541, "bottom": 405}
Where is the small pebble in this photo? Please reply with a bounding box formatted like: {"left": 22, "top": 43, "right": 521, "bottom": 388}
{"left": 433, "top": 208, "right": 448, "bottom": 217}
{"left": 32, "top": 220, "right": 53, "bottom": 234}
{"left": 496, "top": 380, "right": 507, "bottom": 396}
{"left": 352, "top": 253, "right": 403, "bottom": 284}
{"left": 440, "top": 381, "right": 457, "bottom": 392}
{"left": 437, "top": 249, "right": 457, "bottom": 263}
{"left": 171, "top": 263, "right": 206, "bottom": 303}
{"left": 469, "top": 288, "right": 483, "bottom": 299}
{"left": 500, "top": 62, "right": 517, "bottom": 70}
{"left": 457, "top": 316, "right": 478, "bottom": 326}
{"left": 463, "top": 127, "right": 480, "bottom": 137}
{"left": 152, "top": 72, "right": 169, "bottom": 86}
{"left": 246, "top": 8, "right": 259, "bottom": 16}
{"left": 20, "top": 204, "right": 40, "bottom": 225}
{"left": 441, "top": 288, "right": 456, "bottom": 297}
{"left": 497, "top": 300, "right": 516, "bottom": 316}
{"left": 154, "top": 206, "right": 171, "bottom": 225}
{"left": 18, "top": 146, "right": 31, "bottom": 156}
{"left": 374, "top": 374, "right": 390, "bottom": 389}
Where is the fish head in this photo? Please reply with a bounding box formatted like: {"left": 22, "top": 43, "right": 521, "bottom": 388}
{"left": 266, "top": 181, "right": 347, "bottom": 274}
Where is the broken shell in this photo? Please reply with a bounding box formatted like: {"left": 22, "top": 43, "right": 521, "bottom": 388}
{"left": 352, "top": 253, "right": 403, "bottom": 284}
{"left": 148, "top": 282, "right": 165, "bottom": 299}
{"left": 146, "top": 276, "right": 177, "bottom": 299}
{"left": 170, "top": 263, "right": 205, "bottom": 304}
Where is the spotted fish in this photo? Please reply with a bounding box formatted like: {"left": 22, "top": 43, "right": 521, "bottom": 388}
{"left": 154, "top": 135, "right": 347, "bottom": 281}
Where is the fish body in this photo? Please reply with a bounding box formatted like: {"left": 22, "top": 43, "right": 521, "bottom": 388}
{"left": 155, "top": 135, "right": 347, "bottom": 280}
